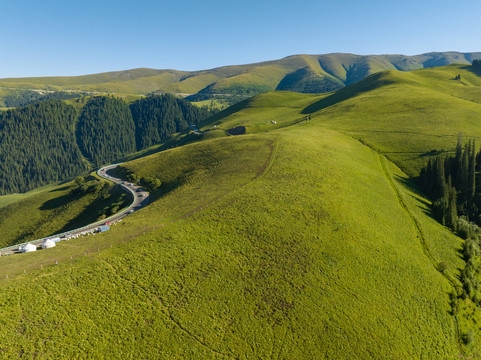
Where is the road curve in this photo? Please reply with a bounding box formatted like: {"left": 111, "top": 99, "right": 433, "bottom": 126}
{"left": 0, "top": 163, "right": 149, "bottom": 256}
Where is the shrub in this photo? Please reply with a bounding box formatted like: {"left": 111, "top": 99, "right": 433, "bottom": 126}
{"left": 140, "top": 176, "right": 161, "bottom": 191}
{"left": 457, "top": 217, "right": 478, "bottom": 240}
{"left": 462, "top": 329, "right": 474, "bottom": 345}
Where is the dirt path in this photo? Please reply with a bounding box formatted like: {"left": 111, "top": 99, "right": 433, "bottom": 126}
{"left": 375, "top": 151, "right": 465, "bottom": 356}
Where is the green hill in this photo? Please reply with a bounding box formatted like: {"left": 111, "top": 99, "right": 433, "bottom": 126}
{"left": 0, "top": 175, "right": 129, "bottom": 249}
{"left": 199, "top": 63, "right": 481, "bottom": 176}
{"left": 1, "top": 52, "right": 480, "bottom": 107}
{"left": 4, "top": 63, "right": 481, "bottom": 357}
{"left": 0, "top": 128, "right": 463, "bottom": 358}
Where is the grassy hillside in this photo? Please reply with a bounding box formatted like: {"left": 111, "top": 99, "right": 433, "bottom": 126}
{"left": 0, "top": 127, "right": 464, "bottom": 358}
{"left": 2, "top": 63, "right": 481, "bottom": 357}
{"left": 201, "top": 64, "right": 481, "bottom": 177}
{"left": 304, "top": 64, "right": 481, "bottom": 176}
{"left": 0, "top": 176, "right": 129, "bottom": 249}
{"left": 1, "top": 52, "right": 480, "bottom": 105}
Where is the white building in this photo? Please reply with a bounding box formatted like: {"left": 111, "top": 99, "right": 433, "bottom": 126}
{"left": 21, "top": 243, "right": 37, "bottom": 253}
{"left": 41, "top": 239, "right": 56, "bottom": 249}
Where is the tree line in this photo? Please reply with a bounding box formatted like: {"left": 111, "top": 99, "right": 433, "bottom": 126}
{"left": 420, "top": 136, "right": 481, "bottom": 302}
{"left": 0, "top": 94, "right": 211, "bottom": 194}
{"left": 1, "top": 90, "right": 87, "bottom": 108}
{"left": 419, "top": 136, "right": 481, "bottom": 231}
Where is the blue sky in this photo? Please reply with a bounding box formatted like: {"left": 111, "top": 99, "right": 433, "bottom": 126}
{"left": 1, "top": 0, "right": 480, "bottom": 78}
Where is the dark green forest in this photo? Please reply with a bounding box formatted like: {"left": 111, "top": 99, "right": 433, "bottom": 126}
{"left": 419, "top": 137, "right": 481, "bottom": 301}
{"left": 0, "top": 100, "right": 87, "bottom": 194}
{"left": 419, "top": 137, "right": 481, "bottom": 231}
{"left": 130, "top": 94, "right": 210, "bottom": 150}
{"left": 0, "top": 95, "right": 210, "bottom": 195}
{"left": 77, "top": 96, "right": 136, "bottom": 166}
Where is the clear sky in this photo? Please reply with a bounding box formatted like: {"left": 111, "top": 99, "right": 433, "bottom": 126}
{"left": 1, "top": 0, "right": 480, "bottom": 78}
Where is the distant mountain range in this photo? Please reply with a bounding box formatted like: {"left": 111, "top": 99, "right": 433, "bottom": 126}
{"left": 0, "top": 52, "right": 480, "bottom": 105}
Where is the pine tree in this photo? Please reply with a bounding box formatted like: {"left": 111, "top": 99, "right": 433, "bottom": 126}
{"left": 434, "top": 156, "right": 447, "bottom": 200}
{"left": 447, "top": 176, "right": 458, "bottom": 230}
{"left": 469, "top": 139, "right": 476, "bottom": 201}
{"left": 454, "top": 132, "right": 463, "bottom": 190}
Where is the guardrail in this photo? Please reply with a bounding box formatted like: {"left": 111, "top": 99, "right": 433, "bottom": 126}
{"left": 0, "top": 163, "right": 141, "bottom": 255}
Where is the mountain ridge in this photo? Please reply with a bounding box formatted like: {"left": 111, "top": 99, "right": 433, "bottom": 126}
{"left": 1, "top": 52, "right": 480, "bottom": 105}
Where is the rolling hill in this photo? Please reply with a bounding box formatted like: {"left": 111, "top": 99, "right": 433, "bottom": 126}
{"left": 2, "top": 63, "right": 481, "bottom": 357}
{"left": 0, "top": 52, "right": 480, "bottom": 108}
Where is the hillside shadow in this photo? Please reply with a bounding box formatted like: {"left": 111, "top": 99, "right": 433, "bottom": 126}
{"left": 54, "top": 185, "right": 130, "bottom": 234}
{"left": 49, "top": 185, "right": 70, "bottom": 193}
{"left": 461, "top": 64, "right": 481, "bottom": 77}
{"left": 393, "top": 174, "right": 437, "bottom": 221}
{"left": 40, "top": 192, "right": 80, "bottom": 210}
{"left": 394, "top": 175, "right": 429, "bottom": 204}
{"left": 301, "top": 72, "right": 394, "bottom": 114}
{"left": 54, "top": 196, "right": 105, "bottom": 233}
{"left": 394, "top": 174, "right": 464, "bottom": 262}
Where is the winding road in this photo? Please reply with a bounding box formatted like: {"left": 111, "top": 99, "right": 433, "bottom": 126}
{"left": 0, "top": 163, "right": 149, "bottom": 256}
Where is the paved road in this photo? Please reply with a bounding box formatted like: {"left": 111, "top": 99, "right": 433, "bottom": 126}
{"left": 0, "top": 163, "right": 149, "bottom": 256}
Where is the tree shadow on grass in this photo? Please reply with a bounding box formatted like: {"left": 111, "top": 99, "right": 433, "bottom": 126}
{"left": 54, "top": 185, "right": 129, "bottom": 234}
{"left": 460, "top": 64, "right": 481, "bottom": 78}
{"left": 393, "top": 174, "right": 430, "bottom": 206}
{"left": 48, "top": 185, "right": 71, "bottom": 193}
{"left": 394, "top": 175, "right": 466, "bottom": 267}
{"left": 392, "top": 174, "right": 440, "bottom": 224}
{"left": 53, "top": 196, "right": 104, "bottom": 233}
{"left": 39, "top": 192, "right": 80, "bottom": 211}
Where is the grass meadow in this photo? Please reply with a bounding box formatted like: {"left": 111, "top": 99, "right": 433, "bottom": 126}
{"left": 0, "top": 176, "right": 129, "bottom": 249}
{"left": 2, "top": 64, "right": 481, "bottom": 357}
{"left": 0, "top": 124, "right": 462, "bottom": 358}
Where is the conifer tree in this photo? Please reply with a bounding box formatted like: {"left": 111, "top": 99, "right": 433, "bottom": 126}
{"left": 447, "top": 176, "right": 458, "bottom": 230}
{"left": 469, "top": 139, "right": 476, "bottom": 201}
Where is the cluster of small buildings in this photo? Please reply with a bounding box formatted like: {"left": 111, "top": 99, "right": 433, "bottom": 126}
{"left": 20, "top": 237, "right": 59, "bottom": 253}
{"left": 17, "top": 224, "right": 111, "bottom": 254}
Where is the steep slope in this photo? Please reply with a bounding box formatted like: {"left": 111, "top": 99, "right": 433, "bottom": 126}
{"left": 0, "top": 100, "right": 87, "bottom": 194}
{"left": 0, "top": 175, "right": 129, "bottom": 249}
{"left": 0, "top": 128, "right": 462, "bottom": 358}
{"left": 3, "top": 63, "right": 481, "bottom": 357}
{"left": 76, "top": 96, "right": 136, "bottom": 166}
{"left": 302, "top": 64, "right": 481, "bottom": 176}
{"left": 202, "top": 63, "right": 481, "bottom": 177}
